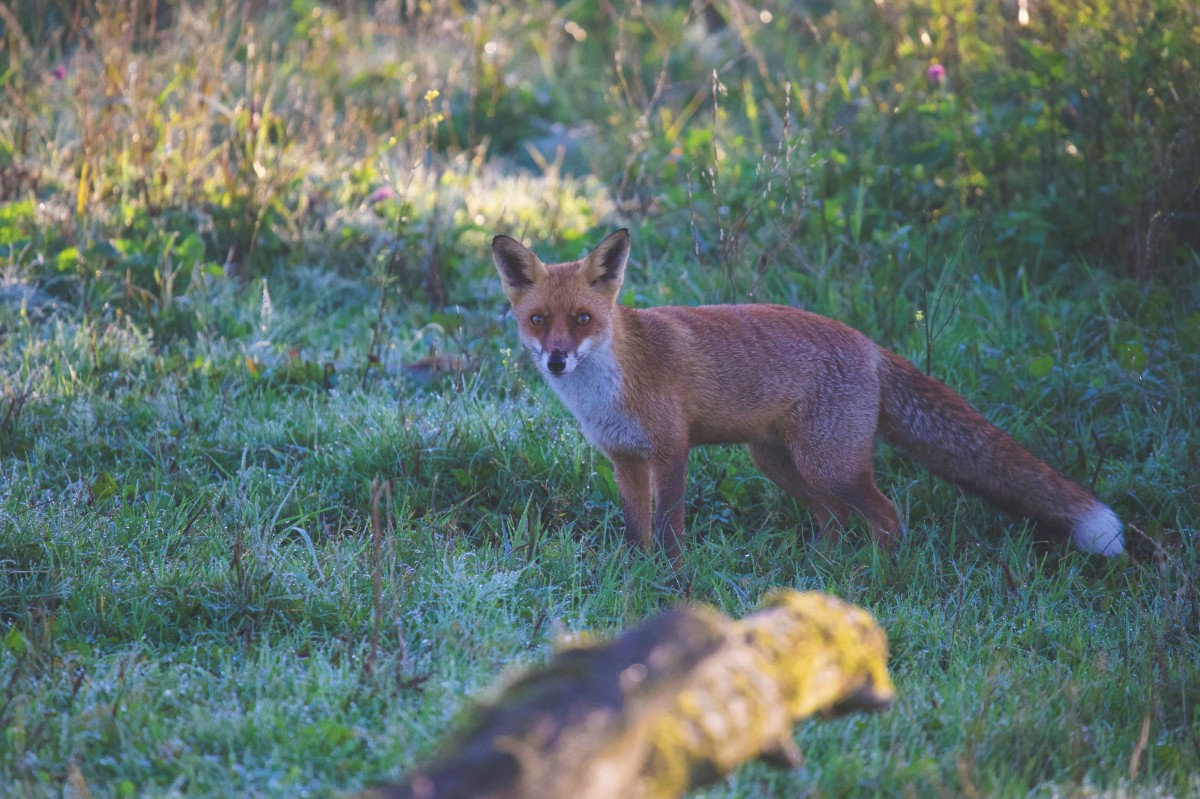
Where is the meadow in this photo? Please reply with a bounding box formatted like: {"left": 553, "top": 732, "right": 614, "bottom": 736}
{"left": 1, "top": 1, "right": 1198, "bottom": 796}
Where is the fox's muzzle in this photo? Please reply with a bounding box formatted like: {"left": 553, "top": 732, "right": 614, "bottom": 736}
{"left": 547, "top": 350, "right": 568, "bottom": 374}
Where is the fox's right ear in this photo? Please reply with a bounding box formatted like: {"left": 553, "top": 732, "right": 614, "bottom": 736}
{"left": 492, "top": 235, "right": 548, "bottom": 305}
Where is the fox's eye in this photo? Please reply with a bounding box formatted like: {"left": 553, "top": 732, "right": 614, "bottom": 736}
{"left": 530, "top": 313, "right": 545, "bottom": 327}
{"left": 576, "top": 312, "right": 591, "bottom": 326}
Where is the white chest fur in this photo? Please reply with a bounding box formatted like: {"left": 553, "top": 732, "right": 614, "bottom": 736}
{"left": 542, "top": 337, "right": 651, "bottom": 457}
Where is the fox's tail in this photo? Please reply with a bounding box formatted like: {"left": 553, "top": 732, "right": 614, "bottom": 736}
{"left": 875, "top": 349, "right": 1124, "bottom": 556}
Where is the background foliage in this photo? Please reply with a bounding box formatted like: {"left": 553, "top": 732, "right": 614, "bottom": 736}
{"left": 1, "top": 0, "right": 1197, "bottom": 797}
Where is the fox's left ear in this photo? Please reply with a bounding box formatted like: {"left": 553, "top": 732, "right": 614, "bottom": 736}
{"left": 492, "top": 234, "right": 549, "bottom": 305}
{"left": 580, "top": 229, "right": 630, "bottom": 296}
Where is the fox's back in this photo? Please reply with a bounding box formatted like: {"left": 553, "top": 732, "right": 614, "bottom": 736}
{"left": 619, "top": 303, "right": 883, "bottom": 443}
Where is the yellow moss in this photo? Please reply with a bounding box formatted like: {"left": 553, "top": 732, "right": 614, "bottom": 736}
{"left": 379, "top": 591, "right": 893, "bottom": 799}
{"left": 634, "top": 590, "right": 893, "bottom": 797}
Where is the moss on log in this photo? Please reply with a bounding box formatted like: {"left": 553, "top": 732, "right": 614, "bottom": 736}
{"left": 371, "top": 590, "right": 893, "bottom": 799}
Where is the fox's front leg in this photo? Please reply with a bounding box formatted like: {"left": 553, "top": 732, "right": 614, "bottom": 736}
{"left": 651, "top": 447, "right": 689, "bottom": 563}
{"left": 611, "top": 454, "right": 652, "bottom": 550}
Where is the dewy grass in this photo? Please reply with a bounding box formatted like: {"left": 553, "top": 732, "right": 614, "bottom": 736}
{"left": 2, "top": 1, "right": 1199, "bottom": 797}
{"left": 3, "top": 256, "right": 1196, "bottom": 797}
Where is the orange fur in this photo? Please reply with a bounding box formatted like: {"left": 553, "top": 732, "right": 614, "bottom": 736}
{"left": 492, "top": 230, "right": 1124, "bottom": 561}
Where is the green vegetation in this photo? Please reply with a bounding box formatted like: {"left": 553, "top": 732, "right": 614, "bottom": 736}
{"left": 2, "top": 1, "right": 1197, "bottom": 796}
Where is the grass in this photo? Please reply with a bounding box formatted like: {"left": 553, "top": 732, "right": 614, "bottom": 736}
{"left": 2, "top": 1, "right": 1198, "bottom": 797}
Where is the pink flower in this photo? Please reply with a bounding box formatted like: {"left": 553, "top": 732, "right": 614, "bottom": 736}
{"left": 369, "top": 186, "right": 396, "bottom": 203}
{"left": 52, "top": 65, "right": 67, "bottom": 81}
{"left": 927, "top": 63, "right": 946, "bottom": 84}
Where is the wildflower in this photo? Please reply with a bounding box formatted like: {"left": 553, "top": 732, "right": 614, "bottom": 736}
{"left": 369, "top": 186, "right": 396, "bottom": 204}
{"left": 927, "top": 63, "right": 946, "bottom": 85}
{"left": 52, "top": 65, "right": 67, "bottom": 81}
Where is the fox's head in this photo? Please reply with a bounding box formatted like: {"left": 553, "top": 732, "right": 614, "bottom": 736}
{"left": 491, "top": 229, "right": 629, "bottom": 378}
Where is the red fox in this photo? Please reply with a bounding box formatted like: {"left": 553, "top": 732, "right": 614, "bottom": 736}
{"left": 491, "top": 229, "right": 1124, "bottom": 560}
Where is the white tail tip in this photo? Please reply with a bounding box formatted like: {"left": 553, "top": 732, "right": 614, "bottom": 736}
{"left": 1071, "top": 503, "right": 1125, "bottom": 556}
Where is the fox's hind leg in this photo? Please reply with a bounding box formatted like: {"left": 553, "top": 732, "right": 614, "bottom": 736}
{"left": 749, "top": 440, "right": 852, "bottom": 542}
{"left": 787, "top": 439, "right": 900, "bottom": 550}
{"left": 779, "top": 376, "right": 903, "bottom": 549}
{"left": 748, "top": 427, "right": 902, "bottom": 551}
{"left": 825, "top": 469, "right": 901, "bottom": 550}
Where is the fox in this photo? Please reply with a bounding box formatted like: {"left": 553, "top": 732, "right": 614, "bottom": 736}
{"left": 491, "top": 228, "right": 1125, "bottom": 561}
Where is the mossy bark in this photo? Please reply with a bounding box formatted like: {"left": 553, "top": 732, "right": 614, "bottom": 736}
{"left": 369, "top": 590, "right": 893, "bottom": 799}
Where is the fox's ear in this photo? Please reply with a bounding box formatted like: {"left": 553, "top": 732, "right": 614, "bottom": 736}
{"left": 492, "top": 235, "right": 548, "bottom": 304}
{"left": 579, "top": 229, "right": 630, "bottom": 296}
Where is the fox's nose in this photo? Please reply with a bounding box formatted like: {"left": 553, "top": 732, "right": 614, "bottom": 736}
{"left": 547, "top": 350, "right": 567, "bottom": 374}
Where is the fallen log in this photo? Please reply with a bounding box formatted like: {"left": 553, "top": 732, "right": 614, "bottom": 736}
{"left": 370, "top": 590, "right": 893, "bottom": 799}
